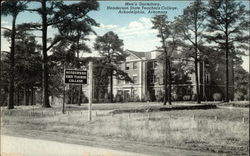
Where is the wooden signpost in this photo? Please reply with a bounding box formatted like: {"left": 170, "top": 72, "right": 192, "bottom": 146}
{"left": 63, "top": 68, "right": 88, "bottom": 114}
{"left": 63, "top": 62, "right": 93, "bottom": 121}
{"left": 88, "top": 61, "right": 93, "bottom": 121}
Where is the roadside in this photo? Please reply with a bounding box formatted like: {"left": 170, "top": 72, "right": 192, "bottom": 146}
{"left": 1, "top": 130, "right": 223, "bottom": 156}
{"left": 1, "top": 102, "right": 249, "bottom": 156}
{"left": 1, "top": 135, "right": 151, "bottom": 156}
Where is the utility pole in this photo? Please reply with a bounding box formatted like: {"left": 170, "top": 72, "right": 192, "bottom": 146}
{"left": 88, "top": 61, "right": 93, "bottom": 121}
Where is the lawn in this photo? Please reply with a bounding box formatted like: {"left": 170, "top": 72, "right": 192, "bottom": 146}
{"left": 1, "top": 102, "right": 249, "bottom": 155}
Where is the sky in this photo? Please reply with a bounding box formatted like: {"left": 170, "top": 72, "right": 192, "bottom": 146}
{"left": 1, "top": 1, "right": 249, "bottom": 72}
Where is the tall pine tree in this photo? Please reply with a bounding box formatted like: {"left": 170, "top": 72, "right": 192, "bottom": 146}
{"left": 94, "top": 31, "right": 129, "bottom": 103}
{"left": 206, "top": 0, "right": 249, "bottom": 102}
{"left": 177, "top": 0, "right": 207, "bottom": 103}
{"left": 2, "top": 0, "right": 29, "bottom": 109}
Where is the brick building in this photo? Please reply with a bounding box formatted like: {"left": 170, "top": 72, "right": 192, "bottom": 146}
{"left": 82, "top": 49, "right": 233, "bottom": 102}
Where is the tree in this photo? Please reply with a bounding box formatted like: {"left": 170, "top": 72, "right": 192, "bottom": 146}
{"left": 50, "top": 37, "right": 85, "bottom": 105}
{"left": 234, "top": 65, "right": 249, "bottom": 101}
{"left": 94, "top": 31, "right": 130, "bottom": 103}
{"left": 2, "top": 0, "right": 29, "bottom": 109}
{"left": 205, "top": 0, "right": 249, "bottom": 102}
{"left": 177, "top": 0, "right": 207, "bottom": 103}
{"left": 56, "top": 14, "right": 98, "bottom": 105}
{"left": 15, "top": 29, "right": 42, "bottom": 106}
{"left": 26, "top": 0, "right": 99, "bottom": 107}
{"left": 152, "top": 15, "right": 180, "bottom": 105}
{"left": 3, "top": 25, "right": 42, "bottom": 106}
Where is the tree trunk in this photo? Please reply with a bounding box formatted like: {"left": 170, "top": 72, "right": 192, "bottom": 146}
{"left": 110, "top": 71, "right": 113, "bottom": 103}
{"left": 225, "top": 43, "right": 229, "bottom": 102}
{"left": 224, "top": 3, "right": 229, "bottom": 103}
{"left": 194, "top": 17, "right": 201, "bottom": 104}
{"left": 194, "top": 58, "right": 201, "bottom": 103}
{"left": 231, "top": 57, "right": 234, "bottom": 101}
{"left": 17, "top": 88, "right": 20, "bottom": 106}
{"left": 77, "top": 39, "right": 81, "bottom": 106}
{"left": 71, "top": 86, "right": 74, "bottom": 104}
{"left": 163, "top": 58, "right": 168, "bottom": 105}
{"left": 167, "top": 58, "right": 172, "bottom": 105}
{"left": 78, "top": 85, "right": 82, "bottom": 105}
{"left": 25, "top": 87, "right": 29, "bottom": 106}
{"left": 31, "top": 86, "right": 34, "bottom": 105}
{"left": 8, "top": 13, "right": 17, "bottom": 109}
{"left": 23, "top": 88, "right": 26, "bottom": 105}
{"left": 41, "top": 0, "right": 51, "bottom": 107}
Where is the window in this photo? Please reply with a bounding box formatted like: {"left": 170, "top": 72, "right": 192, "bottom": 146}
{"left": 133, "top": 76, "right": 138, "bottom": 84}
{"left": 133, "top": 62, "right": 138, "bottom": 70}
{"left": 153, "top": 75, "right": 159, "bottom": 83}
{"left": 117, "top": 90, "right": 123, "bottom": 95}
{"left": 125, "top": 63, "right": 129, "bottom": 70}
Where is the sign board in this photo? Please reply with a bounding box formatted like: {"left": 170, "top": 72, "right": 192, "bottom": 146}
{"left": 64, "top": 69, "right": 87, "bottom": 84}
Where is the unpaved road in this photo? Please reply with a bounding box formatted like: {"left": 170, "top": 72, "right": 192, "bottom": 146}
{"left": 1, "top": 135, "right": 223, "bottom": 156}
{"left": 1, "top": 135, "right": 149, "bottom": 156}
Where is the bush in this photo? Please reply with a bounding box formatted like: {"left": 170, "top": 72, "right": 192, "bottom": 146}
{"left": 132, "top": 95, "right": 140, "bottom": 102}
{"left": 141, "top": 91, "right": 151, "bottom": 102}
{"left": 141, "top": 96, "right": 150, "bottom": 102}
{"left": 213, "top": 93, "right": 222, "bottom": 101}
{"left": 115, "top": 94, "right": 123, "bottom": 102}
{"left": 183, "top": 95, "right": 191, "bottom": 101}
{"left": 82, "top": 97, "right": 88, "bottom": 103}
{"left": 192, "top": 94, "right": 197, "bottom": 101}
{"left": 155, "top": 90, "right": 164, "bottom": 102}
{"left": 172, "top": 93, "right": 178, "bottom": 101}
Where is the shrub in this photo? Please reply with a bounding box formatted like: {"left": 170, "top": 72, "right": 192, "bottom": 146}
{"left": 156, "top": 90, "right": 164, "bottom": 102}
{"left": 192, "top": 94, "right": 197, "bottom": 101}
{"left": 82, "top": 97, "right": 89, "bottom": 103}
{"left": 104, "top": 92, "right": 109, "bottom": 103}
{"left": 132, "top": 95, "right": 140, "bottom": 102}
{"left": 115, "top": 93, "right": 123, "bottom": 102}
{"left": 183, "top": 95, "right": 191, "bottom": 101}
{"left": 172, "top": 93, "right": 178, "bottom": 101}
{"left": 213, "top": 93, "right": 222, "bottom": 101}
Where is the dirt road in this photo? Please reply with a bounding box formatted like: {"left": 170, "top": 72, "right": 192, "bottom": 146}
{"left": 1, "top": 135, "right": 224, "bottom": 156}
{"left": 1, "top": 135, "right": 150, "bottom": 156}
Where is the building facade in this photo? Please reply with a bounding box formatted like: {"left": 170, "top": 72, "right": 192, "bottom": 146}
{"left": 82, "top": 49, "right": 233, "bottom": 102}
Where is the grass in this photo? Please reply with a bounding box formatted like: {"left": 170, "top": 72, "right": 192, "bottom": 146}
{"left": 1, "top": 102, "right": 249, "bottom": 155}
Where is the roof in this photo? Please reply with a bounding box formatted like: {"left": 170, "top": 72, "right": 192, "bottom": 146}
{"left": 125, "top": 50, "right": 146, "bottom": 59}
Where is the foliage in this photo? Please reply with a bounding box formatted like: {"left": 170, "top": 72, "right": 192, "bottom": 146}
{"left": 234, "top": 66, "right": 249, "bottom": 100}
{"left": 152, "top": 15, "right": 181, "bottom": 105}
{"left": 205, "top": 0, "right": 249, "bottom": 102}
{"left": 20, "top": 0, "right": 100, "bottom": 107}
{"left": 177, "top": 0, "right": 207, "bottom": 103}
{"left": 94, "top": 31, "right": 132, "bottom": 102}
{"left": 2, "top": 0, "right": 30, "bottom": 109}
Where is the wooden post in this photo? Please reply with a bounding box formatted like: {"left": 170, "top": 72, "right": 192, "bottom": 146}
{"left": 88, "top": 61, "right": 93, "bottom": 121}
{"left": 62, "top": 84, "right": 66, "bottom": 114}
